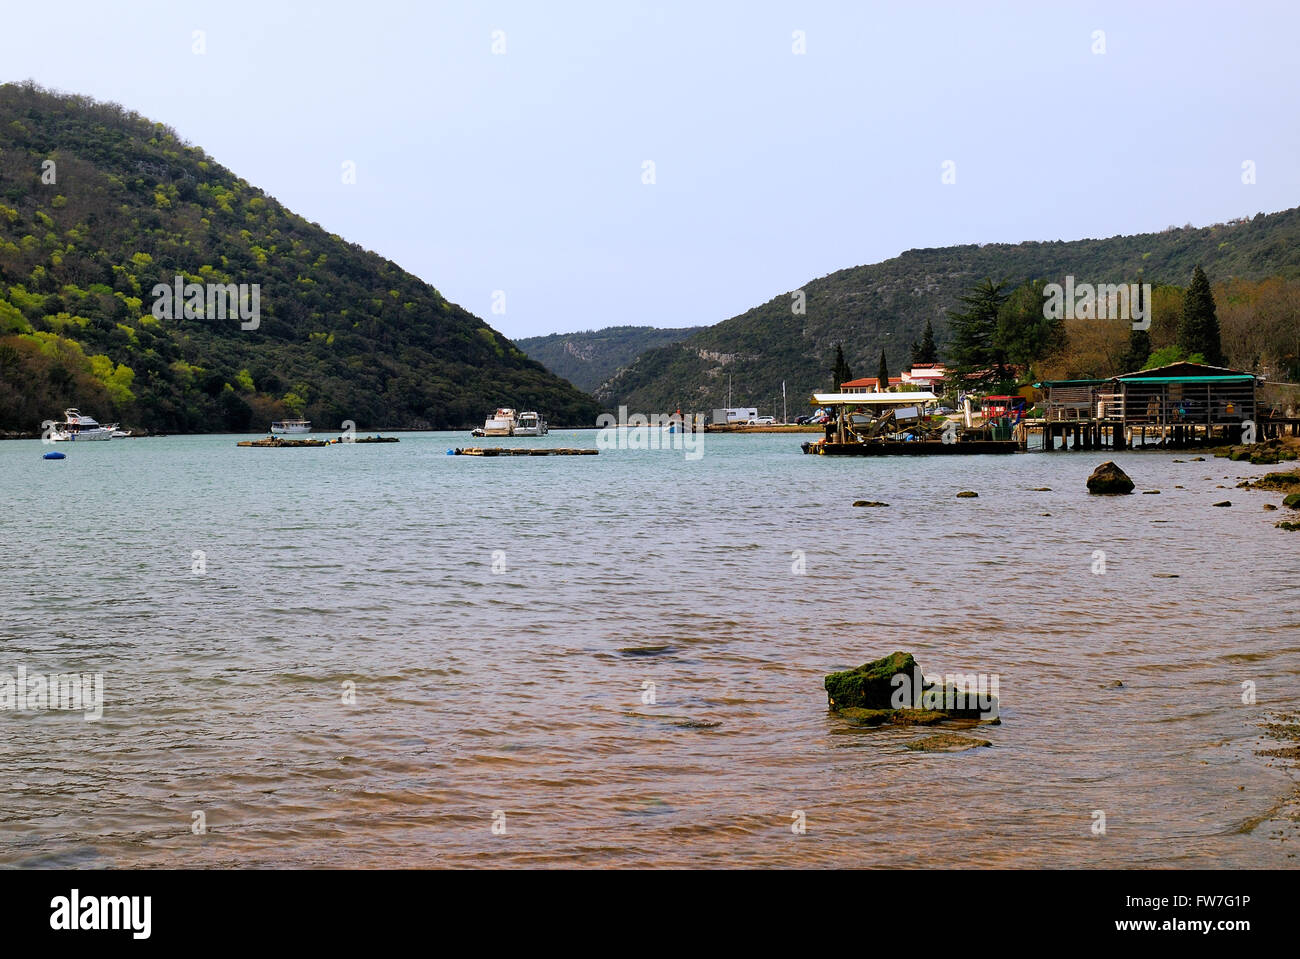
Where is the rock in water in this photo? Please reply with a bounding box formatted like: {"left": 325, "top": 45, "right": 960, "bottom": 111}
{"left": 905, "top": 734, "right": 992, "bottom": 753}
{"left": 824, "top": 651, "right": 917, "bottom": 710}
{"left": 1086, "top": 461, "right": 1134, "bottom": 495}
{"left": 853, "top": 500, "right": 889, "bottom": 507}
{"left": 956, "top": 490, "right": 978, "bottom": 498}
{"left": 1283, "top": 493, "right": 1300, "bottom": 509}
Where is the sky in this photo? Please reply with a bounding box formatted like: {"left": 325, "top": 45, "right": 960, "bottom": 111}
{"left": 5, "top": 0, "right": 1299, "bottom": 340}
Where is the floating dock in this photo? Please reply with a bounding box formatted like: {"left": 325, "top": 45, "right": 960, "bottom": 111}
{"left": 452, "top": 447, "right": 597, "bottom": 456}
{"left": 238, "top": 437, "right": 328, "bottom": 447}
{"left": 237, "top": 436, "right": 399, "bottom": 447}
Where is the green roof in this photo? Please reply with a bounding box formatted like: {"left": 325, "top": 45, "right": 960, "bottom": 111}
{"left": 1119, "top": 375, "right": 1255, "bottom": 384}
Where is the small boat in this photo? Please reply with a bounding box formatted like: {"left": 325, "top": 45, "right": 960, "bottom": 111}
{"left": 47, "top": 409, "right": 113, "bottom": 441}
{"left": 110, "top": 427, "right": 132, "bottom": 438}
{"left": 513, "top": 411, "right": 548, "bottom": 436}
{"left": 43, "top": 451, "right": 66, "bottom": 460}
{"left": 478, "top": 408, "right": 517, "bottom": 437}
{"left": 270, "top": 419, "right": 312, "bottom": 435}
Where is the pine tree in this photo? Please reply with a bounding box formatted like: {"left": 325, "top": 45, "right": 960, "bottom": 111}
{"left": 876, "top": 348, "right": 890, "bottom": 391}
{"left": 947, "top": 278, "right": 1011, "bottom": 389}
{"left": 1177, "top": 265, "right": 1225, "bottom": 366}
{"left": 916, "top": 318, "right": 938, "bottom": 364}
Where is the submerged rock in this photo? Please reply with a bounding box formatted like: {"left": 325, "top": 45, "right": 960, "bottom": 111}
{"left": 1087, "top": 461, "right": 1134, "bottom": 495}
{"left": 1277, "top": 521, "right": 1300, "bottom": 531}
{"left": 905, "top": 733, "right": 992, "bottom": 753}
{"left": 853, "top": 500, "right": 889, "bottom": 507}
{"left": 1263, "top": 503, "right": 1278, "bottom": 511}
{"left": 956, "top": 490, "right": 979, "bottom": 498}
{"left": 824, "top": 652, "right": 999, "bottom": 725}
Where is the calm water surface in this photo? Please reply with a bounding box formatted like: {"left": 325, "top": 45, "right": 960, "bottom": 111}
{"left": 1, "top": 431, "right": 1297, "bottom": 868}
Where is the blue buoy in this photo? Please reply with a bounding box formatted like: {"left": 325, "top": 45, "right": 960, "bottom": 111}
{"left": 44, "top": 451, "right": 66, "bottom": 460}
{"left": 446, "top": 448, "right": 455, "bottom": 455}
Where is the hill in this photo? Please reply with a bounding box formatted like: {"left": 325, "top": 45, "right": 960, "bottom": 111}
{"left": 515, "top": 325, "right": 703, "bottom": 393}
{"left": 0, "top": 82, "right": 601, "bottom": 433}
{"left": 598, "top": 208, "right": 1300, "bottom": 413}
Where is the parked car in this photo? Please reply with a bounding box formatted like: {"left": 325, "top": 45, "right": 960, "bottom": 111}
{"left": 753, "top": 416, "right": 776, "bottom": 425}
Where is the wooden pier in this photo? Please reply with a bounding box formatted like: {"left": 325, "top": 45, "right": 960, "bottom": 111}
{"left": 1029, "top": 362, "right": 1264, "bottom": 451}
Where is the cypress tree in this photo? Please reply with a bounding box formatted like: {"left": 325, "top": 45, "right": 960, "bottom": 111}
{"left": 877, "top": 348, "right": 890, "bottom": 391}
{"left": 831, "top": 343, "right": 853, "bottom": 390}
{"left": 1177, "top": 265, "right": 1225, "bottom": 366}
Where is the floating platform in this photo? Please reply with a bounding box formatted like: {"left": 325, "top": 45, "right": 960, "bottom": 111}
{"left": 238, "top": 437, "right": 328, "bottom": 447}
{"left": 803, "top": 440, "right": 1019, "bottom": 456}
{"left": 351, "top": 436, "right": 399, "bottom": 443}
{"left": 451, "top": 447, "right": 597, "bottom": 456}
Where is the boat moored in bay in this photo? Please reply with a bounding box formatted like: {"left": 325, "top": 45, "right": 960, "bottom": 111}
{"left": 47, "top": 409, "right": 114, "bottom": 442}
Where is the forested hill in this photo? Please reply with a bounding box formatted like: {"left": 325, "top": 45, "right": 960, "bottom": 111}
{"left": 0, "top": 82, "right": 601, "bottom": 433}
{"left": 597, "top": 206, "right": 1300, "bottom": 413}
{"left": 515, "top": 325, "right": 703, "bottom": 393}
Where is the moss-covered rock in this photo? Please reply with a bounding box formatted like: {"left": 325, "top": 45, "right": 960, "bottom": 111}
{"left": 1283, "top": 493, "right": 1300, "bottom": 509}
{"left": 853, "top": 500, "right": 889, "bottom": 507}
{"left": 1087, "top": 461, "right": 1134, "bottom": 495}
{"left": 1276, "top": 520, "right": 1300, "bottom": 531}
{"left": 836, "top": 707, "right": 947, "bottom": 727}
{"left": 825, "top": 651, "right": 917, "bottom": 710}
{"left": 956, "top": 490, "right": 978, "bottom": 498}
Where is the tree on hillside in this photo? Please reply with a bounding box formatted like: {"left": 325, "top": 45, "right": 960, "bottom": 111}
{"left": 996, "top": 279, "right": 1068, "bottom": 376}
{"left": 947, "top": 278, "right": 1011, "bottom": 389}
{"left": 1177, "top": 265, "right": 1225, "bottom": 366}
{"left": 876, "top": 348, "right": 889, "bottom": 391}
{"left": 831, "top": 342, "right": 853, "bottom": 390}
{"left": 916, "top": 318, "right": 938, "bottom": 364}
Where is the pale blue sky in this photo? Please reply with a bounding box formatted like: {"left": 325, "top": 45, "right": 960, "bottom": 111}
{"left": 6, "top": 0, "right": 1298, "bottom": 339}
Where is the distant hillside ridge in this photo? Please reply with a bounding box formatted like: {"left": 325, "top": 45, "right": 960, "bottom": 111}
{"left": 597, "top": 207, "right": 1300, "bottom": 413}
{"left": 516, "top": 325, "right": 704, "bottom": 393}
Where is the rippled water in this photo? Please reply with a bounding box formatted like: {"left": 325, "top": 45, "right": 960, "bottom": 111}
{"left": 1, "top": 431, "right": 1296, "bottom": 868}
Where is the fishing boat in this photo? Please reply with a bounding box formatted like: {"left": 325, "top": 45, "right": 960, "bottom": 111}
{"left": 271, "top": 419, "right": 312, "bottom": 435}
{"left": 477, "top": 408, "right": 517, "bottom": 437}
{"left": 513, "top": 411, "right": 548, "bottom": 436}
{"left": 799, "top": 391, "right": 1018, "bottom": 455}
{"left": 47, "top": 409, "right": 114, "bottom": 441}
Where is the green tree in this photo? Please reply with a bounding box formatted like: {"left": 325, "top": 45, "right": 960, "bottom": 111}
{"left": 1177, "top": 265, "right": 1225, "bottom": 366}
{"left": 876, "top": 348, "right": 889, "bottom": 391}
{"left": 996, "top": 278, "right": 1067, "bottom": 375}
{"left": 915, "top": 318, "right": 938, "bottom": 364}
{"left": 831, "top": 342, "right": 853, "bottom": 390}
{"left": 947, "top": 278, "right": 1011, "bottom": 389}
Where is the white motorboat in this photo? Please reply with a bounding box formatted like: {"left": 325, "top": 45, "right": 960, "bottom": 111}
{"left": 48, "top": 409, "right": 114, "bottom": 441}
{"left": 513, "top": 411, "right": 548, "bottom": 436}
{"left": 271, "top": 419, "right": 312, "bottom": 435}
{"left": 479, "top": 408, "right": 517, "bottom": 437}
{"left": 110, "top": 427, "right": 132, "bottom": 438}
